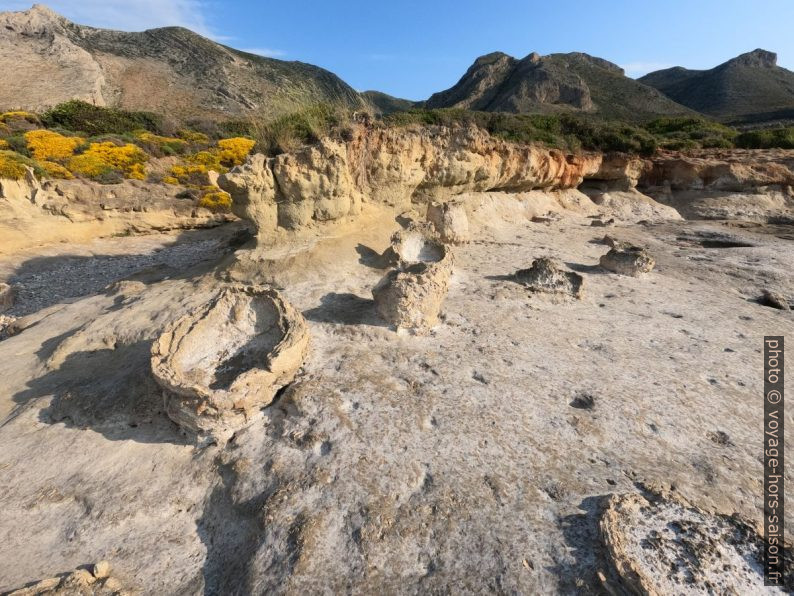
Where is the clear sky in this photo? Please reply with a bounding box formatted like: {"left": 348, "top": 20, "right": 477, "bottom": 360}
{"left": 3, "top": 1, "right": 794, "bottom": 100}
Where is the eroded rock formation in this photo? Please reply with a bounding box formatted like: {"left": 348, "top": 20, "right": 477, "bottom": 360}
{"left": 639, "top": 149, "right": 794, "bottom": 221}
{"left": 151, "top": 285, "right": 309, "bottom": 443}
{"left": 219, "top": 124, "right": 604, "bottom": 240}
{"left": 372, "top": 231, "right": 454, "bottom": 332}
{"left": 600, "top": 493, "right": 781, "bottom": 595}
{"left": 514, "top": 257, "right": 585, "bottom": 298}
{"left": 426, "top": 201, "right": 470, "bottom": 244}
{"left": 600, "top": 245, "right": 656, "bottom": 276}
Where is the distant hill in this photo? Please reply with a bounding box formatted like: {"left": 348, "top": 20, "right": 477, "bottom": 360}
{"left": 639, "top": 50, "right": 794, "bottom": 125}
{"left": 0, "top": 4, "right": 366, "bottom": 122}
{"left": 425, "top": 51, "right": 696, "bottom": 122}
{"left": 361, "top": 91, "right": 416, "bottom": 115}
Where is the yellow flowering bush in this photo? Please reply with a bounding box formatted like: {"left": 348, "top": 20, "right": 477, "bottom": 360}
{"left": 177, "top": 130, "right": 210, "bottom": 144}
{"left": 25, "top": 130, "right": 84, "bottom": 161}
{"left": 39, "top": 160, "right": 74, "bottom": 179}
{"left": 134, "top": 130, "right": 188, "bottom": 155}
{"left": 0, "top": 150, "right": 32, "bottom": 179}
{"left": 186, "top": 150, "right": 223, "bottom": 171}
{"left": 0, "top": 111, "right": 39, "bottom": 124}
{"left": 0, "top": 139, "right": 8, "bottom": 150}
{"left": 169, "top": 163, "right": 213, "bottom": 185}
{"left": 217, "top": 137, "right": 255, "bottom": 167}
{"left": 198, "top": 190, "right": 232, "bottom": 212}
{"left": 68, "top": 142, "right": 148, "bottom": 180}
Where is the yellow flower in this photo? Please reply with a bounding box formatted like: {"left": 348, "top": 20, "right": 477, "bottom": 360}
{"left": 0, "top": 111, "right": 38, "bottom": 123}
{"left": 198, "top": 191, "right": 232, "bottom": 212}
{"left": 25, "top": 130, "right": 84, "bottom": 160}
{"left": 39, "top": 160, "right": 74, "bottom": 179}
{"left": 216, "top": 137, "right": 255, "bottom": 167}
{"left": 68, "top": 142, "right": 148, "bottom": 179}
{"left": 0, "top": 150, "right": 30, "bottom": 180}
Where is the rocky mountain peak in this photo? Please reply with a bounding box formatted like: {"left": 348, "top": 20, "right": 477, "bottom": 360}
{"left": 726, "top": 48, "right": 778, "bottom": 68}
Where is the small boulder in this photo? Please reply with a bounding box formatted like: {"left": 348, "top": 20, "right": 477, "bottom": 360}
{"left": 426, "top": 200, "right": 470, "bottom": 244}
{"left": 760, "top": 289, "right": 791, "bottom": 311}
{"left": 514, "top": 257, "right": 585, "bottom": 299}
{"left": 600, "top": 245, "right": 655, "bottom": 276}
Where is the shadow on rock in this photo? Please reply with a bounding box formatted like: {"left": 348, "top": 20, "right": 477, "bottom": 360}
{"left": 355, "top": 244, "right": 389, "bottom": 270}
{"left": 196, "top": 461, "right": 271, "bottom": 595}
{"left": 551, "top": 494, "right": 614, "bottom": 594}
{"left": 5, "top": 224, "right": 246, "bottom": 318}
{"left": 564, "top": 262, "right": 609, "bottom": 275}
{"left": 303, "top": 292, "right": 387, "bottom": 327}
{"left": 10, "top": 340, "right": 189, "bottom": 445}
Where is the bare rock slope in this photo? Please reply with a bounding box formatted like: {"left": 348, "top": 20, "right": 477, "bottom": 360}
{"left": 0, "top": 4, "right": 365, "bottom": 120}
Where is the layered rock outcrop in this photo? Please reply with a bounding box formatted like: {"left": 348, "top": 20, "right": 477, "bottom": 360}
{"left": 638, "top": 149, "right": 794, "bottom": 221}
{"left": 151, "top": 286, "right": 309, "bottom": 443}
{"left": 219, "top": 124, "right": 603, "bottom": 239}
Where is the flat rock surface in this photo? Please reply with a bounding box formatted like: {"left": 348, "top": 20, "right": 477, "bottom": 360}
{"left": 0, "top": 202, "right": 792, "bottom": 593}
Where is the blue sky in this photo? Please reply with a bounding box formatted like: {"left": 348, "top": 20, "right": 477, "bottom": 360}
{"left": 4, "top": 1, "right": 794, "bottom": 100}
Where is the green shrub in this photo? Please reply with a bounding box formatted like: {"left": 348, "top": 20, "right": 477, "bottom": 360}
{"left": 251, "top": 103, "right": 351, "bottom": 156}
{"left": 42, "top": 100, "right": 162, "bottom": 136}
{"left": 735, "top": 127, "right": 794, "bottom": 149}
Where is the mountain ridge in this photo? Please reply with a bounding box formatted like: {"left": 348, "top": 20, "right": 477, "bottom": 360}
{"left": 639, "top": 49, "right": 794, "bottom": 125}
{"left": 424, "top": 50, "right": 697, "bottom": 122}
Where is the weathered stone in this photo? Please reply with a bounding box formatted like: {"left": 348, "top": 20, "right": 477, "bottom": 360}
{"left": 92, "top": 560, "right": 111, "bottom": 579}
{"left": 426, "top": 201, "right": 470, "bottom": 244}
{"left": 600, "top": 492, "right": 782, "bottom": 596}
{"left": 0, "top": 282, "right": 14, "bottom": 312}
{"left": 0, "top": 314, "right": 17, "bottom": 340}
{"left": 373, "top": 234, "right": 454, "bottom": 333}
{"left": 217, "top": 153, "right": 277, "bottom": 234}
{"left": 600, "top": 245, "right": 655, "bottom": 276}
{"left": 761, "top": 289, "right": 791, "bottom": 310}
{"left": 5, "top": 562, "right": 130, "bottom": 595}
{"left": 381, "top": 227, "right": 445, "bottom": 269}
{"left": 514, "top": 257, "right": 585, "bottom": 299}
{"left": 151, "top": 285, "right": 310, "bottom": 443}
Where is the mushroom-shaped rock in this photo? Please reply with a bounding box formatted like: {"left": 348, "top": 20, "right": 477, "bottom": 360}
{"left": 151, "top": 286, "right": 309, "bottom": 443}
{"left": 373, "top": 234, "right": 453, "bottom": 333}
{"left": 381, "top": 226, "right": 447, "bottom": 268}
{"left": 426, "top": 200, "right": 470, "bottom": 244}
{"left": 514, "top": 257, "right": 585, "bottom": 299}
{"left": 600, "top": 492, "right": 786, "bottom": 595}
{"left": 599, "top": 245, "right": 655, "bottom": 276}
